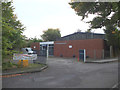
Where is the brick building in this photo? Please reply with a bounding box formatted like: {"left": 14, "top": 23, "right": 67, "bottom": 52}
{"left": 31, "top": 32, "right": 109, "bottom": 59}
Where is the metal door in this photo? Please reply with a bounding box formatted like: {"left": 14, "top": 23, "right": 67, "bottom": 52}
{"left": 79, "top": 49, "right": 86, "bottom": 62}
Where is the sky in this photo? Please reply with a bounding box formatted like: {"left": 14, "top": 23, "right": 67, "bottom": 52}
{"left": 12, "top": 0, "right": 104, "bottom": 39}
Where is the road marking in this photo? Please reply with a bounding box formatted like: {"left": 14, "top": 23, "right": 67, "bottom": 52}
{"left": 112, "top": 82, "right": 120, "bottom": 88}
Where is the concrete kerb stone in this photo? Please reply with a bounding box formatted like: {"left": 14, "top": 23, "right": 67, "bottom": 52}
{"left": 85, "top": 59, "right": 118, "bottom": 64}
{"left": 2, "top": 65, "right": 48, "bottom": 76}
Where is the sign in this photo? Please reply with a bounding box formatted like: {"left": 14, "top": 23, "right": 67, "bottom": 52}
{"left": 13, "top": 54, "right": 37, "bottom": 60}
{"left": 55, "top": 43, "right": 66, "bottom": 44}
{"left": 69, "top": 45, "right": 72, "bottom": 48}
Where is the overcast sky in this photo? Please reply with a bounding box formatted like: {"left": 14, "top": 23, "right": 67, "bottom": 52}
{"left": 12, "top": 0, "right": 104, "bottom": 39}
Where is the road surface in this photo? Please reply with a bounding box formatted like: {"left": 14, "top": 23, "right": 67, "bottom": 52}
{"left": 2, "top": 57, "right": 119, "bottom": 88}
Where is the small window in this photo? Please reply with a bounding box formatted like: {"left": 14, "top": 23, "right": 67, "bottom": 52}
{"left": 42, "top": 46, "right": 45, "bottom": 50}
{"left": 34, "top": 46, "right": 36, "bottom": 48}
{"left": 42, "top": 45, "right": 47, "bottom": 50}
{"left": 49, "top": 44, "right": 54, "bottom": 47}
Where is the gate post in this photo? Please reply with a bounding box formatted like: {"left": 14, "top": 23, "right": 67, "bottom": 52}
{"left": 110, "top": 46, "right": 113, "bottom": 58}
{"left": 102, "top": 49, "right": 104, "bottom": 59}
{"left": 84, "top": 49, "right": 86, "bottom": 62}
{"left": 47, "top": 44, "right": 49, "bottom": 60}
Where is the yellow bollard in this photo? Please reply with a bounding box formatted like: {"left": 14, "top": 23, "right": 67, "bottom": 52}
{"left": 18, "top": 60, "right": 29, "bottom": 67}
{"left": 18, "top": 60, "right": 22, "bottom": 67}
{"left": 23, "top": 60, "right": 28, "bottom": 67}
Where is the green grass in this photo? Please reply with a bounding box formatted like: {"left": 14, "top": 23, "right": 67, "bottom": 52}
{"left": 25, "top": 63, "right": 45, "bottom": 69}
{"left": 15, "top": 63, "right": 46, "bottom": 72}
{"left": 2, "top": 62, "right": 45, "bottom": 71}
{"left": 2, "top": 61, "right": 18, "bottom": 70}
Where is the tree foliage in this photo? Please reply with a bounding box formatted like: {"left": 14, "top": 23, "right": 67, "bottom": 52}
{"left": 2, "top": 0, "right": 26, "bottom": 58}
{"left": 26, "top": 37, "right": 43, "bottom": 47}
{"left": 41, "top": 28, "right": 61, "bottom": 41}
{"left": 69, "top": 2, "right": 120, "bottom": 51}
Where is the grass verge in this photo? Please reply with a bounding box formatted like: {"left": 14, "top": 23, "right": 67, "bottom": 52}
{"left": 2, "top": 62, "right": 46, "bottom": 71}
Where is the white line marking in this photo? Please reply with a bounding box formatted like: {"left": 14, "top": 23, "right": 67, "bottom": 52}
{"left": 112, "top": 82, "right": 120, "bottom": 88}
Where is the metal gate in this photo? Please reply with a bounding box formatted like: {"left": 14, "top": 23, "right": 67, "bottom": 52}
{"left": 79, "top": 49, "right": 86, "bottom": 62}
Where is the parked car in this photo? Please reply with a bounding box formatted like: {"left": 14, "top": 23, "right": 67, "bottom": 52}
{"left": 21, "top": 48, "right": 34, "bottom": 54}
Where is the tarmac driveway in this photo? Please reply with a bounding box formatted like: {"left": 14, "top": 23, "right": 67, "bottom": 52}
{"left": 3, "top": 57, "right": 119, "bottom": 88}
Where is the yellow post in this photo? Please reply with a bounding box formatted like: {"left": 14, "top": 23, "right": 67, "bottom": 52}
{"left": 23, "top": 60, "right": 28, "bottom": 67}
{"left": 18, "top": 60, "right": 22, "bottom": 67}
{"left": 18, "top": 60, "right": 29, "bottom": 67}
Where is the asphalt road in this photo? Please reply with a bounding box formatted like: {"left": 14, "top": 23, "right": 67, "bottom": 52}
{"left": 2, "top": 57, "right": 119, "bottom": 88}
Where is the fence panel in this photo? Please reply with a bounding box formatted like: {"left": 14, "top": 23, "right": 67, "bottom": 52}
{"left": 86, "top": 49, "right": 110, "bottom": 61}
{"left": 33, "top": 56, "right": 47, "bottom": 64}
{"left": 33, "top": 50, "right": 47, "bottom": 64}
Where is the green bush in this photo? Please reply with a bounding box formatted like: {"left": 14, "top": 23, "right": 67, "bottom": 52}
{"left": 2, "top": 61, "right": 17, "bottom": 70}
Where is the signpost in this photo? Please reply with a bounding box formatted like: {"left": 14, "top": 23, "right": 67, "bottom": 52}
{"left": 13, "top": 54, "right": 37, "bottom": 67}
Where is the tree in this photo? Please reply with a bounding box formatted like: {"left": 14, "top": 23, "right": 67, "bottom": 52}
{"left": 32, "top": 37, "right": 43, "bottom": 42}
{"left": 69, "top": 2, "right": 120, "bottom": 56}
{"left": 26, "top": 37, "right": 43, "bottom": 47}
{"left": 2, "top": 0, "right": 26, "bottom": 58}
{"left": 41, "top": 28, "right": 61, "bottom": 41}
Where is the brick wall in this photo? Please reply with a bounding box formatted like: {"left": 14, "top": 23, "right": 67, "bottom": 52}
{"left": 31, "top": 42, "right": 40, "bottom": 55}
{"left": 31, "top": 42, "right": 40, "bottom": 51}
{"left": 54, "top": 39, "right": 104, "bottom": 59}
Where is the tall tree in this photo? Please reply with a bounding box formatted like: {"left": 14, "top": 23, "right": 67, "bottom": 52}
{"left": 2, "top": 0, "right": 26, "bottom": 58}
{"left": 41, "top": 28, "right": 61, "bottom": 41}
{"left": 69, "top": 1, "right": 120, "bottom": 55}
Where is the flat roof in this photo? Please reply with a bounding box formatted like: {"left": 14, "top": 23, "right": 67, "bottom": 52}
{"left": 40, "top": 41, "right": 54, "bottom": 45}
